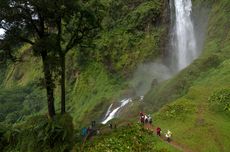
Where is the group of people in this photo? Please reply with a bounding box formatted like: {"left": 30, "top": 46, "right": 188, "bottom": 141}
{"left": 139, "top": 112, "right": 172, "bottom": 142}
{"left": 156, "top": 127, "right": 172, "bottom": 142}
{"left": 81, "top": 120, "right": 99, "bottom": 140}
{"left": 139, "top": 112, "right": 152, "bottom": 124}
{"left": 108, "top": 123, "right": 117, "bottom": 129}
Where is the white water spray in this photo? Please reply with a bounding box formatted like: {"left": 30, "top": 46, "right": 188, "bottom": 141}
{"left": 171, "top": 0, "right": 197, "bottom": 70}
{"left": 101, "top": 98, "right": 132, "bottom": 124}
{"left": 104, "top": 104, "right": 113, "bottom": 119}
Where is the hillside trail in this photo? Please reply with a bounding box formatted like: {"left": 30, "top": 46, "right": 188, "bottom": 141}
{"left": 144, "top": 124, "right": 193, "bottom": 152}
{"left": 80, "top": 123, "right": 194, "bottom": 152}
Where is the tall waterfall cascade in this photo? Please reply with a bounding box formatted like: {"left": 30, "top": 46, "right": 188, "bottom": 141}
{"left": 170, "top": 0, "right": 197, "bottom": 71}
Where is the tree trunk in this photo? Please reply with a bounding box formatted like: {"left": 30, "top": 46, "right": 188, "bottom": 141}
{"left": 41, "top": 51, "right": 56, "bottom": 118}
{"left": 60, "top": 54, "right": 66, "bottom": 114}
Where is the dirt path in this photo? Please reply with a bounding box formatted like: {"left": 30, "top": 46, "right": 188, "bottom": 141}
{"left": 144, "top": 124, "right": 193, "bottom": 152}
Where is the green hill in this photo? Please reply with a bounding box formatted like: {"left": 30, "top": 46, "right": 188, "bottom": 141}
{"left": 0, "top": 0, "right": 229, "bottom": 151}
{"left": 144, "top": 0, "right": 230, "bottom": 151}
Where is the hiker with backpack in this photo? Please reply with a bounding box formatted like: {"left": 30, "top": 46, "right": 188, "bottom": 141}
{"left": 165, "top": 130, "right": 172, "bottom": 142}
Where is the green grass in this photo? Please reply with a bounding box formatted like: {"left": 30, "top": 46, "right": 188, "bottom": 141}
{"left": 74, "top": 124, "right": 179, "bottom": 152}
{"left": 2, "top": 44, "right": 43, "bottom": 88}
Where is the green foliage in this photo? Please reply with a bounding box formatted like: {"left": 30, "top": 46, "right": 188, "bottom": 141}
{"left": 93, "top": 0, "right": 165, "bottom": 76}
{"left": 4, "top": 114, "right": 74, "bottom": 152}
{"left": 124, "top": 1, "right": 163, "bottom": 30}
{"left": 0, "top": 124, "right": 8, "bottom": 151}
{"left": 209, "top": 88, "right": 230, "bottom": 112}
{"left": 79, "top": 124, "right": 177, "bottom": 152}
{"left": 0, "top": 64, "right": 7, "bottom": 85}
{"left": 0, "top": 87, "right": 28, "bottom": 123}
{"left": 22, "top": 88, "right": 46, "bottom": 114}
{"left": 156, "top": 99, "right": 195, "bottom": 120}
{"left": 94, "top": 28, "right": 162, "bottom": 75}
{"left": 0, "top": 84, "right": 46, "bottom": 124}
{"left": 69, "top": 63, "right": 124, "bottom": 126}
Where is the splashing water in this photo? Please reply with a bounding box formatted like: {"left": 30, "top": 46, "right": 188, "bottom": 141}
{"left": 104, "top": 104, "right": 113, "bottom": 119}
{"left": 171, "top": 0, "right": 197, "bottom": 71}
{"left": 101, "top": 98, "right": 132, "bottom": 124}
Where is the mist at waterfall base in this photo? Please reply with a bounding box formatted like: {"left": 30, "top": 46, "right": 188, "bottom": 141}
{"left": 101, "top": 0, "right": 209, "bottom": 124}
{"left": 101, "top": 62, "right": 171, "bottom": 124}
{"left": 130, "top": 61, "right": 172, "bottom": 97}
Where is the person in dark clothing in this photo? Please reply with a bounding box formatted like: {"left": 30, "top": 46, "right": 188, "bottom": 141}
{"left": 109, "top": 123, "right": 113, "bottom": 129}
{"left": 91, "top": 121, "right": 96, "bottom": 128}
{"left": 140, "top": 115, "right": 145, "bottom": 124}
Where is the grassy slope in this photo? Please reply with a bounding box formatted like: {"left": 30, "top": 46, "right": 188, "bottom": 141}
{"left": 146, "top": 0, "right": 230, "bottom": 151}
{"left": 73, "top": 124, "right": 178, "bottom": 152}
{"left": 2, "top": 44, "right": 43, "bottom": 88}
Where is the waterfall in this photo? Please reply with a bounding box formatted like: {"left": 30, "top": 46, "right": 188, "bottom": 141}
{"left": 101, "top": 98, "right": 132, "bottom": 124}
{"left": 170, "top": 0, "right": 197, "bottom": 71}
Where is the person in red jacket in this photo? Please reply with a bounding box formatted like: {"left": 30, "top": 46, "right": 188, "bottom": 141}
{"left": 156, "top": 127, "right": 161, "bottom": 136}
{"left": 140, "top": 115, "right": 145, "bottom": 124}
{"left": 139, "top": 112, "right": 145, "bottom": 124}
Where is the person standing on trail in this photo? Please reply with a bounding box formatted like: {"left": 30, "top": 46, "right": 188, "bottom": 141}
{"left": 144, "top": 115, "right": 148, "bottom": 123}
{"left": 81, "top": 127, "right": 87, "bottom": 137}
{"left": 96, "top": 129, "right": 100, "bottom": 135}
{"left": 109, "top": 123, "right": 113, "bottom": 129}
{"left": 148, "top": 115, "right": 152, "bottom": 124}
{"left": 87, "top": 126, "right": 92, "bottom": 136}
{"left": 140, "top": 115, "right": 144, "bottom": 123}
{"left": 156, "top": 127, "right": 161, "bottom": 136}
{"left": 91, "top": 120, "right": 96, "bottom": 128}
{"left": 165, "top": 130, "right": 172, "bottom": 142}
